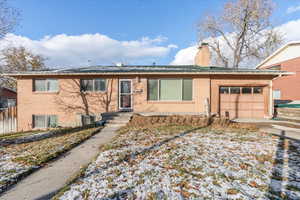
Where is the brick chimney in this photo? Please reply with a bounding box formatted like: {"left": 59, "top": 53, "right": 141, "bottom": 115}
{"left": 194, "top": 43, "right": 210, "bottom": 66}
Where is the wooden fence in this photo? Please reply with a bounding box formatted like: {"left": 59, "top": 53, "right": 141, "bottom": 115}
{"left": 0, "top": 106, "right": 17, "bottom": 134}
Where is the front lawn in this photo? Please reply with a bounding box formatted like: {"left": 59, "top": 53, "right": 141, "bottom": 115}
{"left": 0, "top": 127, "right": 102, "bottom": 194}
{"left": 58, "top": 124, "right": 300, "bottom": 200}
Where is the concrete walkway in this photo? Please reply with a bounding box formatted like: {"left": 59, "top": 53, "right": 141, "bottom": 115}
{"left": 0, "top": 114, "right": 130, "bottom": 200}
{"left": 261, "top": 127, "right": 300, "bottom": 141}
{"left": 233, "top": 118, "right": 300, "bottom": 141}
{"left": 233, "top": 118, "right": 300, "bottom": 126}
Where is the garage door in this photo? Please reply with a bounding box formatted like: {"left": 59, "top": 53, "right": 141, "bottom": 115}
{"left": 220, "top": 86, "right": 265, "bottom": 119}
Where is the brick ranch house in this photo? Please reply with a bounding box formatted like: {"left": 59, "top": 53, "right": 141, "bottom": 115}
{"left": 257, "top": 41, "right": 300, "bottom": 101}
{"left": 7, "top": 44, "right": 289, "bottom": 131}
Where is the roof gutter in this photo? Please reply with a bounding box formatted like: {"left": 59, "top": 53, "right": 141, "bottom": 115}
{"left": 3, "top": 71, "right": 294, "bottom": 77}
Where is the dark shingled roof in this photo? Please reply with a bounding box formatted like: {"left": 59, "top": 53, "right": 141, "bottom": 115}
{"left": 6, "top": 65, "right": 291, "bottom": 76}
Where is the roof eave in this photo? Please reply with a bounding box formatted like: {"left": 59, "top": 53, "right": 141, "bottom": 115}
{"left": 4, "top": 71, "right": 292, "bottom": 77}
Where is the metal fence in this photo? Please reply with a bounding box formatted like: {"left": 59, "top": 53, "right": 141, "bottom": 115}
{"left": 0, "top": 106, "right": 17, "bottom": 134}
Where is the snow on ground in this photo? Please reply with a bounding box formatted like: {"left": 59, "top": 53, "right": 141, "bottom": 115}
{"left": 59, "top": 126, "right": 300, "bottom": 200}
{"left": 0, "top": 150, "right": 32, "bottom": 193}
{"left": 0, "top": 127, "right": 99, "bottom": 194}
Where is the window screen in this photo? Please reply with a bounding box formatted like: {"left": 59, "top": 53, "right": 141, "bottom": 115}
{"left": 34, "top": 79, "right": 58, "bottom": 92}
{"left": 35, "top": 80, "right": 46, "bottom": 91}
{"left": 33, "top": 115, "right": 46, "bottom": 128}
{"left": 33, "top": 115, "right": 58, "bottom": 128}
{"left": 48, "top": 115, "right": 58, "bottom": 128}
{"left": 81, "top": 79, "right": 106, "bottom": 92}
{"left": 94, "top": 79, "right": 106, "bottom": 91}
{"left": 182, "top": 79, "right": 193, "bottom": 100}
{"left": 148, "top": 79, "right": 193, "bottom": 101}
{"left": 47, "top": 79, "right": 59, "bottom": 91}
{"left": 81, "top": 79, "right": 93, "bottom": 91}
{"left": 160, "top": 79, "right": 182, "bottom": 101}
{"left": 148, "top": 79, "right": 158, "bottom": 100}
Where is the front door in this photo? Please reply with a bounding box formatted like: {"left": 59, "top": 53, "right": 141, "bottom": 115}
{"left": 119, "top": 79, "right": 132, "bottom": 111}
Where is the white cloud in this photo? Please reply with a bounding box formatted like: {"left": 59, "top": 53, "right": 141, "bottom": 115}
{"left": 287, "top": 5, "right": 300, "bottom": 14}
{"left": 171, "top": 18, "right": 300, "bottom": 66}
{"left": 0, "top": 33, "right": 177, "bottom": 68}
{"left": 170, "top": 45, "right": 198, "bottom": 65}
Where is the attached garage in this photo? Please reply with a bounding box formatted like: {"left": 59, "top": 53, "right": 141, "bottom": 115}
{"left": 219, "top": 86, "right": 265, "bottom": 119}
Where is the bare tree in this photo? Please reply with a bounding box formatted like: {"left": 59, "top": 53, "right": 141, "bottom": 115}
{"left": 0, "top": 0, "right": 19, "bottom": 39}
{"left": 1, "top": 46, "right": 46, "bottom": 72}
{"left": 198, "top": 0, "right": 283, "bottom": 68}
{"left": 54, "top": 79, "right": 116, "bottom": 125}
{"left": 0, "top": 46, "right": 46, "bottom": 89}
{"left": 0, "top": 0, "right": 20, "bottom": 89}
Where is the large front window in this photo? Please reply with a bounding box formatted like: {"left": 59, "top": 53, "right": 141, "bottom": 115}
{"left": 148, "top": 79, "right": 193, "bottom": 101}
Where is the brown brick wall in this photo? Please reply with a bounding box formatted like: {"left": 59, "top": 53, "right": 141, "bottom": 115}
{"left": 260, "top": 56, "right": 300, "bottom": 100}
{"left": 16, "top": 74, "right": 273, "bottom": 131}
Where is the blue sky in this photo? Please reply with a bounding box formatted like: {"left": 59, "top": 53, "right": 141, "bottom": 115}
{"left": 5, "top": 0, "right": 300, "bottom": 67}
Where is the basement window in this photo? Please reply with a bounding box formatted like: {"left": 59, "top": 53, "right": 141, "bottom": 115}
{"left": 33, "top": 115, "right": 58, "bottom": 128}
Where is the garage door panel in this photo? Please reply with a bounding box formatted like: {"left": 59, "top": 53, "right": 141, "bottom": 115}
{"left": 220, "top": 87, "right": 265, "bottom": 119}
{"left": 252, "top": 110, "right": 265, "bottom": 118}
{"left": 252, "top": 103, "right": 264, "bottom": 109}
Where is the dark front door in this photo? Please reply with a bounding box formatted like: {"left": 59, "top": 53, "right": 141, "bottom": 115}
{"left": 119, "top": 79, "right": 132, "bottom": 110}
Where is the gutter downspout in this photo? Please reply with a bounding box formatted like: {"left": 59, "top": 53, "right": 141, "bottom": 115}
{"left": 269, "top": 79, "right": 273, "bottom": 119}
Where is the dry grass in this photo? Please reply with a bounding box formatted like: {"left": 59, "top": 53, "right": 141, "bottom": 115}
{"left": 0, "top": 130, "right": 42, "bottom": 140}
{"left": 6, "top": 127, "right": 101, "bottom": 166}
{"left": 0, "top": 127, "right": 102, "bottom": 194}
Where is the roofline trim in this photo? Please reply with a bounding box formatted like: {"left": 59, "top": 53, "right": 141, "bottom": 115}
{"left": 256, "top": 41, "right": 300, "bottom": 69}
{"left": 5, "top": 71, "right": 293, "bottom": 77}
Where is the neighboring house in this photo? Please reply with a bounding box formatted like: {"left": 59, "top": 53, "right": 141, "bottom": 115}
{"left": 0, "top": 87, "right": 17, "bottom": 109}
{"left": 256, "top": 41, "right": 300, "bottom": 101}
{"left": 7, "top": 44, "right": 289, "bottom": 131}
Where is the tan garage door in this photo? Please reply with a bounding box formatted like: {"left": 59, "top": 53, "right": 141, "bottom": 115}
{"left": 220, "top": 86, "right": 265, "bottom": 119}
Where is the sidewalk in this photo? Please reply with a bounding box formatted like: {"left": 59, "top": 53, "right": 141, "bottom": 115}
{"left": 233, "top": 118, "right": 300, "bottom": 126}
{"left": 261, "top": 127, "right": 300, "bottom": 141}
{"left": 0, "top": 126, "right": 120, "bottom": 200}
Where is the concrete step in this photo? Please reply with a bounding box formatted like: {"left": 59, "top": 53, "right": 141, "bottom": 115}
{"left": 102, "top": 112, "right": 133, "bottom": 119}
{"left": 106, "top": 119, "right": 129, "bottom": 124}
{"left": 105, "top": 123, "right": 127, "bottom": 128}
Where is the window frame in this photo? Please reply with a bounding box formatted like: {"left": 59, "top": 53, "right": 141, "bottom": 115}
{"left": 80, "top": 78, "right": 107, "bottom": 92}
{"left": 220, "top": 86, "right": 264, "bottom": 95}
{"left": 253, "top": 87, "right": 263, "bottom": 94}
{"left": 33, "top": 115, "right": 58, "bottom": 129}
{"left": 241, "top": 87, "right": 252, "bottom": 94}
{"left": 147, "top": 78, "right": 193, "bottom": 101}
{"left": 33, "top": 79, "right": 59, "bottom": 92}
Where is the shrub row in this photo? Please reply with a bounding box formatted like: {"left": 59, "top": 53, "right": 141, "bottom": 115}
{"left": 128, "top": 114, "right": 230, "bottom": 128}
